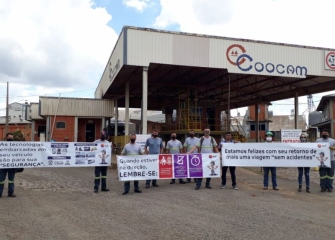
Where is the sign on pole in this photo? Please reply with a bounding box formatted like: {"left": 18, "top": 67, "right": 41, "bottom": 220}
{"left": 281, "top": 129, "right": 302, "bottom": 143}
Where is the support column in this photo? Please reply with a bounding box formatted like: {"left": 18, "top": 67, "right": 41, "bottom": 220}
{"left": 255, "top": 103, "right": 259, "bottom": 142}
{"left": 125, "top": 82, "right": 130, "bottom": 138}
{"left": 31, "top": 121, "right": 35, "bottom": 141}
{"left": 101, "top": 118, "right": 105, "bottom": 132}
{"left": 227, "top": 110, "right": 231, "bottom": 132}
{"left": 74, "top": 117, "right": 78, "bottom": 142}
{"left": 294, "top": 93, "right": 298, "bottom": 129}
{"left": 330, "top": 101, "right": 334, "bottom": 137}
{"left": 142, "top": 67, "right": 148, "bottom": 134}
{"left": 46, "top": 116, "right": 50, "bottom": 142}
{"left": 114, "top": 97, "right": 118, "bottom": 136}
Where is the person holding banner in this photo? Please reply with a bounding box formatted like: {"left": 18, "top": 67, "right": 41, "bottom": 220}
{"left": 121, "top": 134, "right": 144, "bottom": 195}
{"left": 316, "top": 129, "right": 335, "bottom": 193}
{"left": 0, "top": 133, "right": 17, "bottom": 198}
{"left": 167, "top": 133, "right": 187, "bottom": 184}
{"left": 263, "top": 132, "right": 279, "bottom": 190}
{"left": 145, "top": 129, "right": 163, "bottom": 188}
{"left": 219, "top": 132, "right": 238, "bottom": 190}
{"left": 188, "top": 128, "right": 219, "bottom": 190}
{"left": 183, "top": 130, "right": 198, "bottom": 183}
{"left": 297, "top": 134, "right": 310, "bottom": 193}
{"left": 93, "top": 131, "right": 110, "bottom": 193}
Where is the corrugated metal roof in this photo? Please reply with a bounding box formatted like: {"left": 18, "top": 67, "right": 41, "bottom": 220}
{"left": 39, "top": 97, "right": 114, "bottom": 117}
{"left": 316, "top": 94, "right": 335, "bottom": 111}
{"left": 27, "top": 103, "right": 44, "bottom": 120}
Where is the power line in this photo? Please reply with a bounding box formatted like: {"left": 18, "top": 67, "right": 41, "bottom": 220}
{"left": 0, "top": 88, "right": 95, "bottom": 98}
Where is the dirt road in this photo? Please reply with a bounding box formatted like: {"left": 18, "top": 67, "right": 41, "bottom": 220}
{"left": 1, "top": 167, "right": 334, "bottom": 240}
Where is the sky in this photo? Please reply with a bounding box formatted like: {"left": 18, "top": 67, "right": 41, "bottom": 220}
{"left": 0, "top": 0, "right": 335, "bottom": 118}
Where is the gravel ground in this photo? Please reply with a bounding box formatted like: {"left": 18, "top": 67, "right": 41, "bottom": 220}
{"left": 0, "top": 167, "right": 334, "bottom": 240}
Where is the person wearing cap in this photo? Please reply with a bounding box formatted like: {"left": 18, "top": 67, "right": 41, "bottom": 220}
{"left": 93, "top": 131, "right": 110, "bottom": 193}
{"left": 297, "top": 134, "right": 310, "bottom": 193}
{"left": 263, "top": 131, "right": 279, "bottom": 190}
{"left": 121, "top": 134, "right": 144, "bottom": 195}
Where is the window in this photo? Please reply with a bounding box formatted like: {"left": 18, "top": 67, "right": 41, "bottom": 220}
{"left": 56, "top": 121, "right": 66, "bottom": 129}
{"left": 250, "top": 122, "right": 266, "bottom": 131}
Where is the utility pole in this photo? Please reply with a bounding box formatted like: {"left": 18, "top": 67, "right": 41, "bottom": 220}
{"left": 5, "top": 82, "right": 9, "bottom": 135}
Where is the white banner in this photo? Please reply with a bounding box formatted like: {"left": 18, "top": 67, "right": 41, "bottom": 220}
{"left": 117, "top": 153, "right": 221, "bottom": 181}
{"left": 281, "top": 129, "right": 302, "bottom": 143}
{"left": 0, "top": 142, "right": 112, "bottom": 168}
{"left": 222, "top": 142, "right": 330, "bottom": 167}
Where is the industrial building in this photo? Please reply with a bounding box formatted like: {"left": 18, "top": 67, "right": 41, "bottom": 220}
{"left": 95, "top": 26, "right": 335, "bottom": 144}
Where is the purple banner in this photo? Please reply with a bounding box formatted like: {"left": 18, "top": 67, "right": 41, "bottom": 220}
{"left": 173, "top": 154, "right": 188, "bottom": 178}
{"left": 188, "top": 154, "right": 203, "bottom": 178}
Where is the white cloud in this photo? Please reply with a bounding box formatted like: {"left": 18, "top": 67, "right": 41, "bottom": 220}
{"left": 0, "top": 0, "right": 118, "bottom": 113}
{"left": 155, "top": 0, "right": 335, "bottom": 48}
{"left": 123, "top": 0, "right": 150, "bottom": 12}
{"left": 154, "top": 0, "right": 335, "bottom": 115}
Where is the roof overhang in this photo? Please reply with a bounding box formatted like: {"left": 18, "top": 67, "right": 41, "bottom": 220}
{"left": 96, "top": 26, "right": 335, "bottom": 111}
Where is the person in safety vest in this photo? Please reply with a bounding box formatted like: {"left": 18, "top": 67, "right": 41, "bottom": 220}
{"left": 93, "top": 131, "right": 110, "bottom": 193}
{"left": 316, "top": 128, "right": 335, "bottom": 193}
{"left": 121, "top": 134, "right": 144, "bottom": 195}
{"left": 263, "top": 132, "right": 279, "bottom": 190}
{"left": 0, "top": 133, "right": 17, "bottom": 198}
{"left": 188, "top": 127, "right": 218, "bottom": 190}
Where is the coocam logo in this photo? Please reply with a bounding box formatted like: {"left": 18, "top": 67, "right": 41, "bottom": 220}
{"left": 226, "top": 44, "right": 308, "bottom": 76}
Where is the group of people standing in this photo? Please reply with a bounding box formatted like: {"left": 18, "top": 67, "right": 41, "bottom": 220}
{"left": 104, "top": 128, "right": 334, "bottom": 195}
{"left": 262, "top": 129, "right": 335, "bottom": 193}
{"left": 113, "top": 128, "right": 251, "bottom": 194}
{"left": 116, "top": 128, "right": 229, "bottom": 193}
{"left": 1, "top": 128, "right": 332, "bottom": 198}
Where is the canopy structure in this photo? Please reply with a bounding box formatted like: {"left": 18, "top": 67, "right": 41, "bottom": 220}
{"left": 96, "top": 26, "right": 335, "bottom": 139}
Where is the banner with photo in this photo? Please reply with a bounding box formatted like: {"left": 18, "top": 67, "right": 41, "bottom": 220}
{"left": 0, "top": 142, "right": 112, "bottom": 168}
{"left": 222, "top": 142, "right": 330, "bottom": 167}
{"left": 117, "top": 153, "right": 221, "bottom": 181}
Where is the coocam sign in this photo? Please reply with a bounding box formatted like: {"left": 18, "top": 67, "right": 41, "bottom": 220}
{"left": 226, "top": 44, "right": 307, "bottom": 77}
